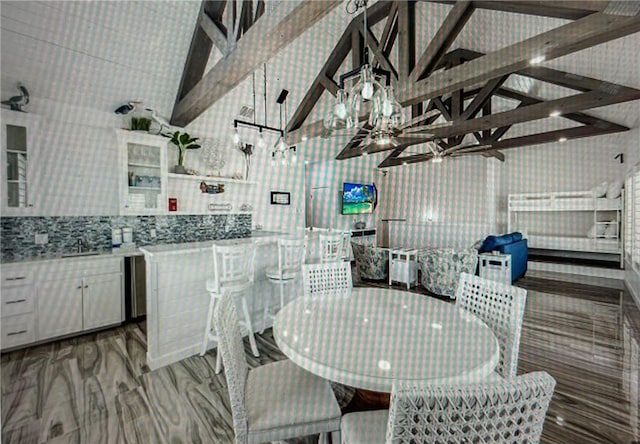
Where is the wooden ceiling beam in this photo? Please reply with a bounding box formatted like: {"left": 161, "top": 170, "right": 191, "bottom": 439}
{"left": 200, "top": 10, "right": 228, "bottom": 55}
{"left": 173, "top": 2, "right": 218, "bottom": 104}
{"left": 397, "top": 0, "right": 416, "bottom": 82}
{"left": 364, "top": 28, "right": 398, "bottom": 80}
{"left": 171, "top": 0, "right": 341, "bottom": 127}
{"left": 431, "top": 1, "right": 610, "bottom": 20}
{"left": 397, "top": 11, "right": 640, "bottom": 106}
{"left": 409, "top": 1, "right": 474, "bottom": 83}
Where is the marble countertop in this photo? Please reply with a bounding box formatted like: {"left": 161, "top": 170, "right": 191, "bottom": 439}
{"left": 1, "top": 231, "right": 288, "bottom": 266}
{"left": 139, "top": 231, "right": 286, "bottom": 257}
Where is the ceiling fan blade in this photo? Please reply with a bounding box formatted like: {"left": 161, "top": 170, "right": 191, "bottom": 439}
{"left": 443, "top": 143, "right": 492, "bottom": 155}
{"left": 403, "top": 121, "right": 453, "bottom": 134}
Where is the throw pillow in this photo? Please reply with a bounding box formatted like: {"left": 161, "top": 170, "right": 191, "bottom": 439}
{"left": 592, "top": 182, "right": 608, "bottom": 198}
{"left": 606, "top": 180, "right": 623, "bottom": 199}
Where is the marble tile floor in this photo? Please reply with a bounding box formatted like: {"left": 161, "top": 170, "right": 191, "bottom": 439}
{"left": 2, "top": 275, "right": 639, "bottom": 443}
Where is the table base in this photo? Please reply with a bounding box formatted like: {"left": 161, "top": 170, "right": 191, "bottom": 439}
{"left": 343, "top": 389, "right": 390, "bottom": 414}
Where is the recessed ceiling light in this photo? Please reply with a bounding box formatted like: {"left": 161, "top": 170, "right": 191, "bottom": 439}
{"left": 549, "top": 110, "right": 561, "bottom": 117}
{"left": 559, "top": 137, "right": 567, "bottom": 142}
{"left": 304, "top": 160, "right": 309, "bottom": 165}
{"left": 530, "top": 55, "right": 545, "bottom": 65}
{"left": 301, "top": 135, "right": 308, "bottom": 141}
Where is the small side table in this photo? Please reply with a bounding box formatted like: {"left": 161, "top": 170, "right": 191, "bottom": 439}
{"left": 389, "top": 248, "right": 418, "bottom": 289}
{"left": 479, "top": 252, "right": 512, "bottom": 285}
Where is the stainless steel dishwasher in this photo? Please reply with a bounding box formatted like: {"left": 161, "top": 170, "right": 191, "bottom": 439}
{"left": 125, "top": 255, "right": 146, "bottom": 321}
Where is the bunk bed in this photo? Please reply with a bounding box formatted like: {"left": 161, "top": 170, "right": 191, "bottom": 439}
{"left": 508, "top": 190, "right": 623, "bottom": 267}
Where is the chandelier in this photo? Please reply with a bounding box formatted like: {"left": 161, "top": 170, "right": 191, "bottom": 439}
{"left": 324, "top": 0, "right": 404, "bottom": 144}
{"left": 271, "top": 89, "right": 297, "bottom": 166}
{"left": 231, "top": 66, "right": 297, "bottom": 167}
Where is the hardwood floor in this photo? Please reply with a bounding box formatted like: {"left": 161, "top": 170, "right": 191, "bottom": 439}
{"left": 2, "top": 275, "right": 639, "bottom": 443}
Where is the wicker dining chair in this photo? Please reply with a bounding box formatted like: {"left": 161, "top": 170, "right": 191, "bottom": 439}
{"left": 214, "top": 294, "right": 341, "bottom": 444}
{"left": 341, "top": 371, "right": 556, "bottom": 444}
{"left": 303, "top": 261, "right": 353, "bottom": 299}
{"left": 456, "top": 272, "right": 527, "bottom": 378}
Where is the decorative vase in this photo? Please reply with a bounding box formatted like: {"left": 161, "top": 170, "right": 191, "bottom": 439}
{"left": 174, "top": 164, "right": 187, "bottom": 174}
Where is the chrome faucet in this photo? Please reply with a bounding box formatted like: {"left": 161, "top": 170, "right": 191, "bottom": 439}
{"left": 77, "top": 236, "right": 90, "bottom": 253}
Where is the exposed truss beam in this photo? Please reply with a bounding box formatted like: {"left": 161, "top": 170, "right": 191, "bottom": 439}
{"left": 171, "top": 0, "right": 341, "bottom": 127}
{"left": 432, "top": 1, "right": 610, "bottom": 20}
{"left": 409, "top": 1, "right": 474, "bottom": 83}
{"left": 200, "top": 10, "right": 228, "bottom": 54}
{"left": 397, "top": 11, "right": 640, "bottom": 106}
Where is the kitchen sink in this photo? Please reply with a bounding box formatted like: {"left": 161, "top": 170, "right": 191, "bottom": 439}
{"left": 61, "top": 251, "right": 100, "bottom": 258}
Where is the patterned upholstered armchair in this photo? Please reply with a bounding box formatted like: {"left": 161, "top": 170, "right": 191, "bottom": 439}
{"left": 418, "top": 248, "right": 478, "bottom": 298}
{"left": 351, "top": 240, "right": 389, "bottom": 281}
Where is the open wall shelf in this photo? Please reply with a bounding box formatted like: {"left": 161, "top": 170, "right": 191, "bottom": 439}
{"left": 167, "top": 173, "right": 257, "bottom": 185}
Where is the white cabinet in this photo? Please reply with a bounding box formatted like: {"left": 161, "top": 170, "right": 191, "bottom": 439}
{"left": 83, "top": 273, "right": 123, "bottom": 330}
{"left": 1, "top": 256, "right": 123, "bottom": 350}
{"left": 1, "top": 264, "right": 38, "bottom": 348}
{"left": 0, "top": 109, "right": 40, "bottom": 215}
{"left": 116, "top": 129, "right": 168, "bottom": 215}
{"left": 38, "top": 278, "right": 84, "bottom": 339}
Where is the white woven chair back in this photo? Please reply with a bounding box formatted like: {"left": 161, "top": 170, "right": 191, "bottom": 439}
{"left": 386, "top": 371, "right": 556, "bottom": 443}
{"left": 319, "top": 232, "right": 344, "bottom": 262}
{"left": 456, "top": 272, "right": 527, "bottom": 378}
{"left": 277, "top": 237, "right": 306, "bottom": 276}
{"left": 303, "top": 261, "right": 352, "bottom": 299}
{"left": 213, "top": 295, "right": 250, "bottom": 442}
{"left": 211, "top": 243, "right": 256, "bottom": 294}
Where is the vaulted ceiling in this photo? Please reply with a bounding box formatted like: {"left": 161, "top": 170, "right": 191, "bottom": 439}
{"left": 2, "top": 1, "right": 639, "bottom": 167}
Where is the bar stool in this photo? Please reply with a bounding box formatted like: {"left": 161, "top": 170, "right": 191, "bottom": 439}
{"left": 264, "top": 237, "right": 306, "bottom": 326}
{"left": 319, "top": 232, "right": 344, "bottom": 262}
{"left": 200, "top": 242, "right": 258, "bottom": 373}
{"left": 341, "top": 231, "right": 352, "bottom": 261}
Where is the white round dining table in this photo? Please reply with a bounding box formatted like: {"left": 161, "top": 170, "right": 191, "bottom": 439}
{"left": 273, "top": 287, "right": 500, "bottom": 392}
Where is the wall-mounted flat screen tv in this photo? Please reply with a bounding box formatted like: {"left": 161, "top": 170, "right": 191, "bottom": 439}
{"left": 342, "top": 182, "right": 376, "bottom": 215}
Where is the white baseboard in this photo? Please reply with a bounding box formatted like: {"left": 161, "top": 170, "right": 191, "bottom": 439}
{"left": 528, "top": 260, "right": 624, "bottom": 280}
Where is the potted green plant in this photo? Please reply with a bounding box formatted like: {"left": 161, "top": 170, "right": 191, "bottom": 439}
{"left": 130, "top": 116, "right": 151, "bottom": 131}
{"left": 169, "top": 131, "right": 201, "bottom": 173}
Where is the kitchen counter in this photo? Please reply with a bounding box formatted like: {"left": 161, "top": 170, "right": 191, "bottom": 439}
{"left": 1, "top": 231, "right": 286, "bottom": 265}
{"left": 139, "top": 231, "right": 286, "bottom": 257}
{"left": 139, "top": 229, "right": 293, "bottom": 370}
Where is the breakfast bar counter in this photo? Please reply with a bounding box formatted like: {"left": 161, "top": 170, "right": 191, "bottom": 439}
{"left": 140, "top": 231, "right": 287, "bottom": 370}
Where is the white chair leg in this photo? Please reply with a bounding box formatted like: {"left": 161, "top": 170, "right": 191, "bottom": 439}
{"left": 200, "top": 292, "right": 216, "bottom": 356}
{"left": 215, "top": 349, "right": 222, "bottom": 374}
{"left": 241, "top": 295, "right": 260, "bottom": 357}
{"left": 330, "top": 430, "right": 341, "bottom": 444}
{"left": 279, "top": 280, "right": 285, "bottom": 311}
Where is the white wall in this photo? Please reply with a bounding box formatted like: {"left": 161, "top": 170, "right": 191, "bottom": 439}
{"left": 306, "top": 154, "right": 383, "bottom": 231}
{"left": 4, "top": 96, "right": 305, "bottom": 230}
{"left": 382, "top": 156, "right": 491, "bottom": 248}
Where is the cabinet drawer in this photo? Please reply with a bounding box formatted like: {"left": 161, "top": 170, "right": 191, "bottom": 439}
{"left": 1, "top": 313, "right": 36, "bottom": 349}
{"left": 2, "top": 269, "right": 34, "bottom": 286}
{"left": 39, "top": 257, "right": 122, "bottom": 281}
{"left": 1, "top": 285, "right": 35, "bottom": 317}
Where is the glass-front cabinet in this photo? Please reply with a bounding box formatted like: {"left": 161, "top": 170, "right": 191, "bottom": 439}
{"left": 116, "top": 130, "right": 167, "bottom": 215}
{"left": 1, "top": 110, "right": 40, "bottom": 215}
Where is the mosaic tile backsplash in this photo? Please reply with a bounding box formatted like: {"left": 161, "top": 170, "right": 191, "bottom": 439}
{"left": 1, "top": 214, "right": 251, "bottom": 262}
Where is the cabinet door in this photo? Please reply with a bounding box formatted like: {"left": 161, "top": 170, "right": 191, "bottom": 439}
{"left": 116, "top": 130, "right": 167, "bottom": 215}
{"left": 37, "top": 278, "right": 84, "bottom": 340}
{"left": 83, "top": 273, "right": 123, "bottom": 330}
{"left": 1, "top": 110, "right": 40, "bottom": 215}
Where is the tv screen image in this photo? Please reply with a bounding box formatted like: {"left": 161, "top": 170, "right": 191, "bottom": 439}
{"left": 342, "top": 182, "right": 375, "bottom": 215}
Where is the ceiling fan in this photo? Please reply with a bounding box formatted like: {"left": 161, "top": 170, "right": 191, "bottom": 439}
{"left": 397, "top": 140, "right": 494, "bottom": 164}
{"left": 321, "top": 107, "right": 453, "bottom": 153}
